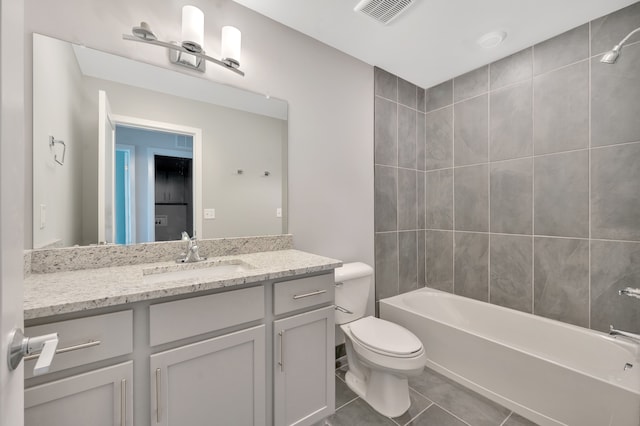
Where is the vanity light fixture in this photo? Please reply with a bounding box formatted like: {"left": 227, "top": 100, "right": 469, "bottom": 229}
{"left": 123, "top": 5, "right": 244, "bottom": 76}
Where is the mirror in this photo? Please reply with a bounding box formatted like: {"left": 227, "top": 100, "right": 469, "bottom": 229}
{"left": 32, "top": 33, "right": 288, "bottom": 249}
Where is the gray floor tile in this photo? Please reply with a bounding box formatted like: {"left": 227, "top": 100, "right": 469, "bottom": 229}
{"left": 313, "top": 398, "right": 397, "bottom": 426}
{"left": 503, "top": 412, "right": 540, "bottom": 426}
{"left": 392, "top": 389, "right": 433, "bottom": 426}
{"left": 406, "top": 405, "right": 468, "bottom": 426}
{"left": 335, "top": 375, "right": 358, "bottom": 409}
{"left": 409, "top": 368, "right": 511, "bottom": 426}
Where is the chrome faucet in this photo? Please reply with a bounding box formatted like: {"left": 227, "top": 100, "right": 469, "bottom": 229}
{"left": 177, "top": 231, "right": 206, "bottom": 263}
{"left": 610, "top": 325, "right": 640, "bottom": 343}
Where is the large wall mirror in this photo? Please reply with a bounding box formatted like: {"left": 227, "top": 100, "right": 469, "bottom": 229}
{"left": 33, "top": 33, "right": 288, "bottom": 249}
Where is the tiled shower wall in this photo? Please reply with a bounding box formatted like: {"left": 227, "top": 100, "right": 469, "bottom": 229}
{"left": 374, "top": 1, "right": 640, "bottom": 333}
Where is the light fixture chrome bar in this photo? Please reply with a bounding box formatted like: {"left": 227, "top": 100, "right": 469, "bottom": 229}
{"left": 122, "top": 34, "right": 245, "bottom": 76}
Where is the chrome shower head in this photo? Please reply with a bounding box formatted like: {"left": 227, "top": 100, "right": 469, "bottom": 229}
{"left": 600, "top": 26, "right": 640, "bottom": 64}
{"left": 600, "top": 46, "right": 621, "bottom": 64}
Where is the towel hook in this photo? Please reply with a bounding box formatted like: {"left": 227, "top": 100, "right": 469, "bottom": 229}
{"left": 49, "top": 136, "right": 66, "bottom": 166}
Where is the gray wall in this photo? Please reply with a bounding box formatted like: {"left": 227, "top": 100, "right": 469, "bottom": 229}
{"left": 24, "top": 0, "right": 374, "bottom": 287}
{"left": 374, "top": 1, "right": 640, "bottom": 333}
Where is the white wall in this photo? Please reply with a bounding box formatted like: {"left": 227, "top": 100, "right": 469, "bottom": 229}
{"left": 32, "top": 35, "right": 85, "bottom": 248}
{"left": 24, "top": 0, "right": 374, "bottom": 278}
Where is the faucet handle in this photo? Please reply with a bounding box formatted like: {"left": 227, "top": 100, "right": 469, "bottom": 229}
{"left": 181, "top": 231, "right": 190, "bottom": 241}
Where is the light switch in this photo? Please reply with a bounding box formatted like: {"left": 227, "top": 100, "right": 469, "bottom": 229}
{"left": 276, "top": 208, "right": 282, "bottom": 218}
{"left": 204, "top": 208, "right": 216, "bottom": 219}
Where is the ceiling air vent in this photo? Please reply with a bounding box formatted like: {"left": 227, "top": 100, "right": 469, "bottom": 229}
{"left": 354, "top": 0, "right": 415, "bottom": 25}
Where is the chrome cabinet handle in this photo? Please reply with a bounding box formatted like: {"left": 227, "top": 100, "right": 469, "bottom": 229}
{"left": 278, "top": 331, "right": 285, "bottom": 372}
{"left": 121, "top": 378, "right": 127, "bottom": 426}
{"left": 24, "top": 339, "right": 101, "bottom": 361}
{"left": 292, "top": 289, "right": 327, "bottom": 300}
{"left": 156, "top": 368, "right": 162, "bottom": 423}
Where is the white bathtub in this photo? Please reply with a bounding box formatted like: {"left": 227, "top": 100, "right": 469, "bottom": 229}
{"left": 380, "top": 287, "right": 640, "bottom": 426}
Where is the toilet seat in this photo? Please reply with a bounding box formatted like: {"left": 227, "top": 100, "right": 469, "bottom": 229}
{"left": 348, "top": 316, "right": 423, "bottom": 358}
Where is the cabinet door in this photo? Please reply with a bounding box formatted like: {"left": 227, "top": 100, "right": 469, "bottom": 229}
{"left": 25, "top": 361, "right": 133, "bottom": 426}
{"left": 150, "top": 325, "right": 266, "bottom": 426}
{"left": 274, "top": 306, "right": 335, "bottom": 426}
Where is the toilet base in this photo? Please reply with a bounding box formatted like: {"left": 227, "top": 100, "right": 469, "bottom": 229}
{"left": 344, "top": 369, "right": 411, "bottom": 418}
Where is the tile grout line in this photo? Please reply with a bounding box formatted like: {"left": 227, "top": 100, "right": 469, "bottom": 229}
{"left": 396, "top": 76, "right": 400, "bottom": 299}
{"left": 531, "top": 43, "right": 536, "bottom": 315}
{"left": 487, "top": 65, "right": 492, "bottom": 304}
{"left": 395, "top": 402, "right": 433, "bottom": 426}
{"left": 499, "top": 411, "right": 514, "bottom": 426}
{"left": 588, "top": 20, "right": 592, "bottom": 330}
{"left": 451, "top": 77, "right": 456, "bottom": 295}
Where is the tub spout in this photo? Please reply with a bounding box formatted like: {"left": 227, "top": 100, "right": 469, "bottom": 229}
{"left": 610, "top": 325, "right": 640, "bottom": 343}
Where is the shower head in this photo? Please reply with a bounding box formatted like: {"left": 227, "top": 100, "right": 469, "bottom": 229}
{"left": 600, "top": 27, "right": 640, "bottom": 64}
{"left": 600, "top": 46, "right": 621, "bottom": 64}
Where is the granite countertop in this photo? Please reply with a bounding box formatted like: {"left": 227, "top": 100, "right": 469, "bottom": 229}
{"left": 24, "top": 249, "right": 342, "bottom": 320}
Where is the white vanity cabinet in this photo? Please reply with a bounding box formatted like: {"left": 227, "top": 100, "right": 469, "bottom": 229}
{"left": 25, "top": 361, "right": 133, "bottom": 426}
{"left": 273, "top": 275, "right": 335, "bottom": 426}
{"left": 148, "top": 286, "right": 266, "bottom": 426}
{"left": 24, "top": 311, "right": 134, "bottom": 426}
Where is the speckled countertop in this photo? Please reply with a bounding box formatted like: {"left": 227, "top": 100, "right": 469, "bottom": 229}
{"left": 24, "top": 249, "right": 342, "bottom": 320}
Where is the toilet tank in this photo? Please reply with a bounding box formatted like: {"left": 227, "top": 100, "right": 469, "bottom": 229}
{"left": 334, "top": 262, "right": 374, "bottom": 325}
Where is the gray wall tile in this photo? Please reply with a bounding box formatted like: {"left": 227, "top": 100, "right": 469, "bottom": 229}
{"left": 534, "top": 24, "right": 589, "bottom": 75}
{"left": 591, "top": 44, "right": 640, "bottom": 148}
{"left": 398, "top": 77, "right": 417, "bottom": 109}
{"left": 426, "top": 106, "right": 453, "bottom": 170}
{"left": 534, "top": 61, "right": 589, "bottom": 155}
{"left": 418, "top": 230, "right": 426, "bottom": 287}
{"left": 426, "top": 230, "right": 453, "bottom": 292}
{"left": 490, "top": 235, "right": 533, "bottom": 313}
{"left": 455, "top": 232, "right": 489, "bottom": 302}
{"left": 454, "top": 66, "right": 488, "bottom": 102}
{"left": 425, "top": 79, "right": 453, "bottom": 112}
{"left": 417, "top": 171, "right": 426, "bottom": 229}
{"left": 374, "top": 165, "right": 397, "bottom": 232}
{"left": 398, "top": 168, "right": 417, "bottom": 231}
{"left": 375, "top": 232, "right": 398, "bottom": 301}
{"left": 374, "top": 97, "right": 397, "bottom": 166}
{"left": 399, "top": 231, "right": 418, "bottom": 294}
{"left": 398, "top": 106, "right": 417, "bottom": 169}
{"left": 591, "top": 1, "right": 640, "bottom": 55}
{"left": 417, "top": 88, "right": 426, "bottom": 112}
{"left": 374, "top": 66, "right": 397, "bottom": 100}
{"left": 534, "top": 237, "right": 589, "bottom": 327}
{"left": 534, "top": 151, "right": 589, "bottom": 238}
{"left": 417, "top": 112, "right": 427, "bottom": 171}
{"left": 490, "top": 82, "right": 533, "bottom": 161}
{"left": 455, "top": 164, "right": 489, "bottom": 232}
{"left": 426, "top": 169, "right": 453, "bottom": 230}
{"left": 591, "top": 142, "right": 640, "bottom": 241}
{"left": 591, "top": 240, "right": 640, "bottom": 333}
{"left": 454, "top": 95, "right": 488, "bottom": 166}
{"left": 490, "top": 158, "right": 533, "bottom": 234}
{"left": 490, "top": 48, "right": 532, "bottom": 90}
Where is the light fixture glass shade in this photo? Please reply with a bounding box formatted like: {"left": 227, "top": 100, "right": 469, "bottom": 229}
{"left": 221, "top": 26, "right": 241, "bottom": 68}
{"left": 182, "top": 5, "right": 204, "bottom": 53}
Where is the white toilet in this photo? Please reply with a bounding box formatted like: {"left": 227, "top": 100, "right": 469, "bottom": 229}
{"left": 334, "top": 262, "right": 427, "bottom": 417}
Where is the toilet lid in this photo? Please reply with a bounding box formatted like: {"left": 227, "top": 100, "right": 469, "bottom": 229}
{"left": 349, "top": 316, "right": 423, "bottom": 356}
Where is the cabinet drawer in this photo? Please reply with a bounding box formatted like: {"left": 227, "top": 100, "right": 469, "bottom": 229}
{"left": 25, "top": 310, "right": 133, "bottom": 379}
{"left": 274, "top": 274, "right": 334, "bottom": 316}
{"left": 149, "top": 285, "right": 265, "bottom": 346}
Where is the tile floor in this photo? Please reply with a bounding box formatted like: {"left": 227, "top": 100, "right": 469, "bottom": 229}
{"left": 313, "top": 363, "right": 539, "bottom": 426}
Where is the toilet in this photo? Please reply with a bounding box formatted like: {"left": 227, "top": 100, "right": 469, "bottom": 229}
{"left": 334, "top": 262, "right": 427, "bottom": 417}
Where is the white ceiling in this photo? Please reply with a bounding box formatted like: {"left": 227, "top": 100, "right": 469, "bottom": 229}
{"left": 232, "top": 0, "right": 637, "bottom": 88}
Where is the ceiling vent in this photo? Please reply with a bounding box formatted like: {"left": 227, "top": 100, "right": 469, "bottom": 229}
{"left": 354, "top": 0, "right": 415, "bottom": 25}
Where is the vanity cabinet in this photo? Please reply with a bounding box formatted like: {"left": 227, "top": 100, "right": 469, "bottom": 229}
{"left": 150, "top": 325, "right": 266, "bottom": 426}
{"left": 25, "top": 361, "right": 133, "bottom": 426}
{"left": 274, "top": 306, "right": 334, "bottom": 426}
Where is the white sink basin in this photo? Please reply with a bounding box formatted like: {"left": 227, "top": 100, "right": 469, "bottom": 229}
{"left": 142, "top": 260, "right": 254, "bottom": 283}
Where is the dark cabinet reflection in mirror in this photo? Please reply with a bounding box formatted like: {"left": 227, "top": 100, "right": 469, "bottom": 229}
{"left": 154, "top": 156, "right": 193, "bottom": 242}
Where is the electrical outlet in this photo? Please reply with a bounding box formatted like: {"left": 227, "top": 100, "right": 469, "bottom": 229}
{"left": 276, "top": 208, "right": 282, "bottom": 218}
{"left": 40, "top": 204, "right": 46, "bottom": 229}
{"left": 155, "top": 215, "right": 168, "bottom": 227}
{"left": 204, "top": 208, "right": 216, "bottom": 219}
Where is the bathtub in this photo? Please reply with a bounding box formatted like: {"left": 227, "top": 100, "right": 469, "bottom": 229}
{"left": 380, "top": 287, "right": 640, "bottom": 426}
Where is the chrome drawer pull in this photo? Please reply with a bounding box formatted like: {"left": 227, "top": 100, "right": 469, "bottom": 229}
{"left": 156, "top": 368, "right": 162, "bottom": 423}
{"left": 278, "top": 331, "right": 285, "bottom": 372}
{"left": 24, "top": 339, "right": 101, "bottom": 361}
{"left": 292, "top": 289, "right": 327, "bottom": 300}
{"left": 121, "top": 378, "right": 127, "bottom": 426}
